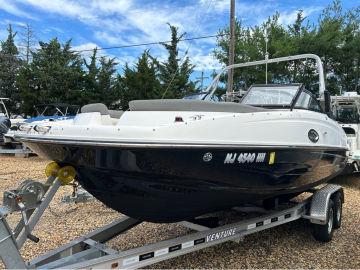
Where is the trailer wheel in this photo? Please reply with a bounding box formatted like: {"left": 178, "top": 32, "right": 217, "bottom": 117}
{"left": 332, "top": 192, "right": 342, "bottom": 229}
{"left": 312, "top": 199, "right": 334, "bottom": 242}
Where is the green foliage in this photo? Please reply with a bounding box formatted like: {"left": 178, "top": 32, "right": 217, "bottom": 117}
{"left": 159, "top": 24, "right": 196, "bottom": 98}
{"left": 83, "top": 48, "right": 121, "bottom": 108}
{"left": 120, "top": 50, "right": 161, "bottom": 109}
{"left": 17, "top": 38, "right": 84, "bottom": 115}
{"left": 119, "top": 24, "right": 196, "bottom": 108}
{"left": 214, "top": 0, "right": 360, "bottom": 95}
{"left": 0, "top": 25, "right": 22, "bottom": 114}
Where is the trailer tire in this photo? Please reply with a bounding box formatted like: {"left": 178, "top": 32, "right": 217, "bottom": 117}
{"left": 312, "top": 199, "right": 335, "bottom": 242}
{"left": 332, "top": 192, "right": 342, "bottom": 229}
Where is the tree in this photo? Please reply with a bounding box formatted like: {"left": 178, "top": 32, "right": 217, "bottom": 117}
{"left": 159, "top": 24, "right": 196, "bottom": 99}
{"left": 19, "top": 23, "right": 36, "bottom": 64}
{"left": 214, "top": 1, "right": 360, "bottom": 95}
{"left": 82, "top": 48, "right": 120, "bottom": 107}
{"left": 17, "top": 38, "right": 84, "bottom": 115}
{"left": 120, "top": 50, "right": 161, "bottom": 109}
{"left": 313, "top": 1, "right": 346, "bottom": 94}
{"left": 323, "top": 2, "right": 360, "bottom": 93}
{"left": 214, "top": 15, "right": 295, "bottom": 91}
{"left": 83, "top": 48, "right": 99, "bottom": 102}
{"left": 0, "top": 24, "right": 22, "bottom": 114}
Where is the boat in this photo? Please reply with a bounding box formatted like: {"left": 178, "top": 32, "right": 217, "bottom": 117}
{"left": 25, "top": 103, "right": 79, "bottom": 124}
{"left": 0, "top": 98, "right": 23, "bottom": 145}
{"left": 16, "top": 54, "right": 348, "bottom": 223}
{"left": 5, "top": 103, "right": 79, "bottom": 144}
{"left": 0, "top": 115, "right": 11, "bottom": 145}
{"left": 330, "top": 91, "right": 360, "bottom": 173}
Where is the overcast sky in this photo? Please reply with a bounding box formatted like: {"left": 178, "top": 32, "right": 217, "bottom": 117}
{"left": 0, "top": 0, "right": 358, "bottom": 85}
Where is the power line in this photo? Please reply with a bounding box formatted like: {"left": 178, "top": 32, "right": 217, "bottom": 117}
{"left": 0, "top": 31, "right": 231, "bottom": 63}
{"left": 0, "top": 32, "right": 229, "bottom": 60}
{"left": 0, "top": 33, "right": 230, "bottom": 58}
{"left": 72, "top": 33, "right": 229, "bottom": 53}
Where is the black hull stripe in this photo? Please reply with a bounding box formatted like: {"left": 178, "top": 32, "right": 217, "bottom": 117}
{"left": 18, "top": 137, "right": 347, "bottom": 151}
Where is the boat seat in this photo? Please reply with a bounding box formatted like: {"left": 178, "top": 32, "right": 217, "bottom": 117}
{"left": 81, "top": 104, "right": 124, "bottom": 117}
{"left": 129, "top": 99, "right": 269, "bottom": 113}
{"left": 80, "top": 103, "right": 124, "bottom": 125}
{"left": 81, "top": 103, "right": 108, "bottom": 115}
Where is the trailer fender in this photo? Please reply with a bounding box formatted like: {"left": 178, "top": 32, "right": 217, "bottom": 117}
{"left": 308, "top": 184, "right": 344, "bottom": 225}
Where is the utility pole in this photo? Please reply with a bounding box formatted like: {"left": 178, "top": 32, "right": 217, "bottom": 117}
{"left": 265, "top": 28, "right": 269, "bottom": 84}
{"left": 196, "top": 70, "right": 209, "bottom": 91}
{"left": 227, "top": 0, "right": 236, "bottom": 95}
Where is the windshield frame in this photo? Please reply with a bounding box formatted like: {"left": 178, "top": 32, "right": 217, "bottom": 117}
{"left": 34, "top": 104, "right": 80, "bottom": 116}
{"left": 203, "top": 54, "right": 326, "bottom": 102}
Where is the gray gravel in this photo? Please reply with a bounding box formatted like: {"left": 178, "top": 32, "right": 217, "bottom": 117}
{"left": 0, "top": 156, "right": 359, "bottom": 268}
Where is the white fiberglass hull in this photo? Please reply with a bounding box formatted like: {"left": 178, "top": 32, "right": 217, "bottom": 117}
{"left": 18, "top": 109, "right": 348, "bottom": 151}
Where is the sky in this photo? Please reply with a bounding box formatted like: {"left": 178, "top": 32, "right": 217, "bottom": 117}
{"left": 0, "top": 0, "right": 358, "bottom": 87}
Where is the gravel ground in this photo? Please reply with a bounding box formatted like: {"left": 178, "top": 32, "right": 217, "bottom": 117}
{"left": 0, "top": 155, "right": 359, "bottom": 269}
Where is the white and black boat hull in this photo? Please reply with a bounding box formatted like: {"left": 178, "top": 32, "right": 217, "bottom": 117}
{"left": 15, "top": 55, "right": 351, "bottom": 223}
{"left": 25, "top": 141, "right": 347, "bottom": 222}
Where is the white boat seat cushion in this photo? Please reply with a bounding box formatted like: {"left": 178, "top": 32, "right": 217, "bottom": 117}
{"left": 81, "top": 104, "right": 124, "bottom": 125}
{"left": 81, "top": 103, "right": 124, "bottom": 116}
{"left": 129, "top": 99, "right": 268, "bottom": 113}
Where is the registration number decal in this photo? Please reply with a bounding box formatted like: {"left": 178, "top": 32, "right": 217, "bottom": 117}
{"left": 224, "top": 152, "right": 275, "bottom": 164}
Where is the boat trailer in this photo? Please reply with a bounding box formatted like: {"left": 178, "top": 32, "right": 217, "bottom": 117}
{"left": 0, "top": 144, "right": 32, "bottom": 157}
{"left": 0, "top": 163, "right": 344, "bottom": 269}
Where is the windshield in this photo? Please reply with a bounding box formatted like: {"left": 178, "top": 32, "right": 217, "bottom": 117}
{"left": 335, "top": 106, "right": 360, "bottom": 123}
{"left": 241, "top": 86, "right": 299, "bottom": 106}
